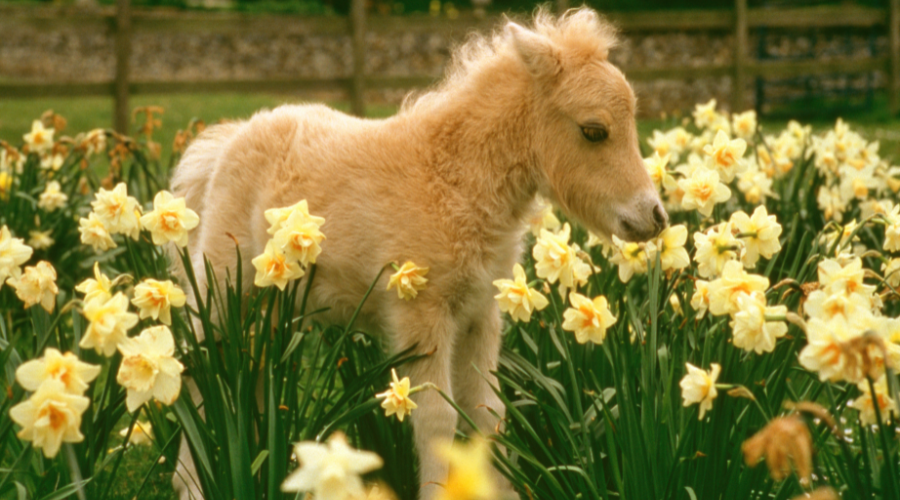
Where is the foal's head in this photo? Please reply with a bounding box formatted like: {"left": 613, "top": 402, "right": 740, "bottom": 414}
{"left": 509, "top": 9, "right": 666, "bottom": 241}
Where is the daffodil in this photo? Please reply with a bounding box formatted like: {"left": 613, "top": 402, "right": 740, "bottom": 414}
{"left": 692, "top": 99, "right": 720, "bottom": 130}
{"left": 272, "top": 209, "right": 326, "bottom": 267}
{"left": 9, "top": 378, "right": 89, "bottom": 458}
{"left": 737, "top": 167, "right": 775, "bottom": 205}
{"left": 27, "top": 230, "right": 54, "bottom": 251}
{"left": 562, "top": 292, "right": 617, "bottom": 345}
{"left": 252, "top": 240, "right": 305, "bottom": 291}
{"left": 131, "top": 279, "right": 187, "bottom": 325}
{"left": 730, "top": 292, "right": 788, "bottom": 354}
{"left": 80, "top": 292, "right": 139, "bottom": 356}
{"left": 436, "top": 437, "right": 496, "bottom": 500}
{"left": 691, "top": 279, "right": 711, "bottom": 319}
{"left": 492, "top": 263, "right": 549, "bottom": 323}
{"left": 0, "top": 225, "right": 33, "bottom": 283}
{"left": 528, "top": 196, "right": 561, "bottom": 237}
{"left": 15, "top": 348, "right": 100, "bottom": 394}
{"left": 798, "top": 317, "right": 856, "bottom": 382}
{"left": 883, "top": 258, "right": 900, "bottom": 289}
{"left": 649, "top": 224, "right": 690, "bottom": 272}
{"left": 680, "top": 362, "right": 721, "bottom": 420}
{"left": 730, "top": 206, "right": 783, "bottom": 268}
{"left": 282, "top": 432, "right": 383, "bottom": 498}
{"left": 706, "top": 260, "right": 769, "bottom": 317}
{"left": 76, "top": 262, "right": 114, "bottom": 305}
{"left": 849, "top": 376, "right": 897, "bottom": 426}
{"left": 532, "top": 223, "right": 591, "bottom": 295}
{"left": 38, "top": 181, "right": 68, "bottom": 212}
{"left": 678, "top": 166, "right": 732, "bottom": 217}
{"left": 644, "top": 152, "right": 671, "bottom": 190}
{"left": 375, "top": 368, "right": 418, "bottom": 422}
{"left": 117, "top": 325, "right": 184, "bottom": 412}
{"left": 79, "top": 212, "right": 117, "bottom": 251}
{"left": 609, "top": 235, "right": 651, "bottom": 283}
{"left": 23, "top": 120, "right": 54, "bottom": 154}
{"left": 265, "top": 199, "right": 324, "bottom": 235}
{"left": 139, "top": 190, "right": 200, "bottom": 247}
{"left": 92, "top": 183, "right": 142, "bottom": 240}
{"left": 119, "top": 420, "right": 153, "bottom": 446}
{"left": 818, "top": 257, "right": 875, "bottom": 298}
{"left": 732, "top": 110, "right": 757, "bottom": 141}
{"left": 0, "top": 171, "right": 12, "bottom": 200}
{"left": 8, "top": 261, "right": 58, "bottom": 313}
{"left": 386, "top": 261, "right": 429, "bottom": 300}
{"left": 693, "top": 222, "right": 742, "bottom": 279}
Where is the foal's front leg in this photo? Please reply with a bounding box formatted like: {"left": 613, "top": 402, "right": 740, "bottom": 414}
{"left": 391, "top": 304, "right": 459, "bottom": 500}
{"left": 453, "top": 306, "right": 515, "bottom": 496}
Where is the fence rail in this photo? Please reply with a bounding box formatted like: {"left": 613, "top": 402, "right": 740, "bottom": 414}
{"left": 0, "top": 2, "right": 898, "bottom": 132}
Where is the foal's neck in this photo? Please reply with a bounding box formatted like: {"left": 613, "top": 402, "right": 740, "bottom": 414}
{"left": 417, "top": 56, "right": 539, "bottom": 226}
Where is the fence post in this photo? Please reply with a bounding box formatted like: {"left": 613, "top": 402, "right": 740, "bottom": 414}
{"left": 890, "top": 0, "right": 900, "bottom": 117}
{"left": 349, "top": 0, "right": 366, "bottom": 117}
{"left": 732, "top": 0, "right": 747, "bottom": 112}
{"left": 114, "top": 0, "right": 132, "bottom": 134}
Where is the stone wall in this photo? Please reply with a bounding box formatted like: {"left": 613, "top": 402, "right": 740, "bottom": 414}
{"left": 0, "top": 8, "right": 889, "bottom": 117}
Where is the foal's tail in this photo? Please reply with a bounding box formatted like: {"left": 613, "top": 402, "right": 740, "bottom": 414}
{"left": 171, "top": 121, "right": 242, "bottom": 219}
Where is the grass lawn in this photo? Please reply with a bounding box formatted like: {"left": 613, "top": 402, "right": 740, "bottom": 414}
{"left": 2, "top": 92, "right": 900, "bottom": 500}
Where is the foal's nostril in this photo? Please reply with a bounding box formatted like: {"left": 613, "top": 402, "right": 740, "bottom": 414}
{"left": 652, "top": 204, "right": 668, "bottom": 229}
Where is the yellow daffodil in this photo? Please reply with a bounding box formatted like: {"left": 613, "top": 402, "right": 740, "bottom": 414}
{"left": 8, "top": 261, "right": 58, "bottom": 313}
{"left": 649, "top": 224, "right": 690, "bottom": 272}
{"left": 798, "top": 317, "right": 856, "bottom": 382}
{"left": 803, "top": 289, "right": 870, "bottom": 324}
{"left": 0, "top": 171, "right": 11, "bottom": 200}
{"left": 92, "top": 183, "right": 142, "bottom": 240}
{"left": 265, "top": 199, "right": 324, "bottom": 235}
{"left": 644, "top": 151, "right": 671, "bottom": 190}
{"left": 533, "top": 223, "right": 591, "bottom": 295}
{"left": 562, "top": 292, "right": 617, "bottom": 345}
{"left": 702, "top": 130, "right": 747, "bottom": 183}
{"left": 492, "top": 263, "right": 549, "bottom": 323}
{"left": 883, "top": 258, "right": 900, "bottom": 289}
{"left": 818, "top": 257, "right": 875, "bottom": 298}
{"left": 117, "top": 325, "right": 184, "bottom": 412}
{"left": 732, "top": 110, "right": 757, "bottom": 141}
{"left": 28, "top": 230, "right": 54, "bottom": 251}
{"left": 387, "top": 261, "right": 429, "bottom": 300}
{"left": 692, "top": 99, "right": 720, "bottom": 130}
{"left": 528, "top": 196, "right": 561, "bottom": 237}
{"left": 678, "top": 166, "right": 732, "bottom": 217}
{"left": 693, "top": 222, "right": 741, "bottom": 279}
{"left": 0, "top": 225, "right": 33, "bottom": 283}
{"left": 252, "top": 240, "right": 305, "bottom": 291}
{"left": 273, "top": 209, "right": 326, "bottom": 267}
{"left": 119, "top": 420, "right": 153, "bottom": 446}
{"left": 40, "top": 152, "right": 65, "bottom": 172}
{"left": 38, "top": 181, "right": 68, "bottom": 212}
{"left": 730, "top": 292, "right": 788, "bottom": 354}
{"left": 691, "top": 279, "right": 711, "bottom": 319}
{"left": 23, "top": 120, "right": 54, "bottom": 154}
{"left": 282, "top": 432, "right": 383, "bottom": 497}
{"left": 849, "top": 376, "right": 898, "bottom": 426}
{"left": 75, "top": 262, "right": 114, "bottom": 305}
{"left": 680, "top": 362, "right": 721, "bottom": 420}
{"left": 81, "top": 129, "right": 107, "bottom": 158}
{"left": 609, "top": 235, "right": 652, "bottom": 283}
{"left": 139, "top": 190, "right": 200, "bottom": 247}
{"left": 131, "top": 279, "right": 187, "bottom": 325}
{"left": 15, "top": 348, "right": 100, "bottom": 395}
{"left": 375, "top": 368, "right": 418, "bottom": 422}
{"left": 80, "top": 292, "right": 139, "bottom": 356}
{"left": 706, "top": 260, "right": 769, "bottom": 317}
{"left": 9, "top": 378, "right": 89, "bottom": 458}
{"left": 436, "top": 437, "right": 495, "bottom": 500}
{"left": 730, "top": 206, "right": 782, "bottom": 268}
{"left": 79, "top": 212, "right": 117, "bottom": 251}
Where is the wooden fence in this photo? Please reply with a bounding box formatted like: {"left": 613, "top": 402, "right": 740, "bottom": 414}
{"left": 1, "top": 1, "right": 898, "bottom": 133}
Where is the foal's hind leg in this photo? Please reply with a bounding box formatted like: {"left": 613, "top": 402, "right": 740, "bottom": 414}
{"left": 453, "top": 307, "right": 515, "bottom": 496}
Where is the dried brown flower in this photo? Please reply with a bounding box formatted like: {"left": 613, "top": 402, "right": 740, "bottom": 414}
{"left": 742, "top": 414, "right": 813, "bottom": 486}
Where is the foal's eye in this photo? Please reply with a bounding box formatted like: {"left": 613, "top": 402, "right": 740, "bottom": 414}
{"left": 581, "top": 126, "right": 608, "bottom": 143}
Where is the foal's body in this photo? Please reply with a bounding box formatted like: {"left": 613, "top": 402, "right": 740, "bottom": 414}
{"left": 173, "top": 9, "right": 665, "bottom": 499}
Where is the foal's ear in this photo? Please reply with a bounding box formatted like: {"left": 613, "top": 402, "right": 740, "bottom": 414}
{"left": 505, "top": 22, "right": 561, "bottom": 79}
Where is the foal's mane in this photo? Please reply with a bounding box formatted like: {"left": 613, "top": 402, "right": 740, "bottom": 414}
{"left": 400, "top": 7, "right": 619, "bottom": 114}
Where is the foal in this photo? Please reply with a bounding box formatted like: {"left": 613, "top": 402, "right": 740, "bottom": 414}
{"left": 171, "top": 8, "right": 665, "bottom": 499}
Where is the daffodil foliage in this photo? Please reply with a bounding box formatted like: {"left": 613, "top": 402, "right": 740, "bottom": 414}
{"left": 0, "top": 104, "right": 899, "bottom": 500}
